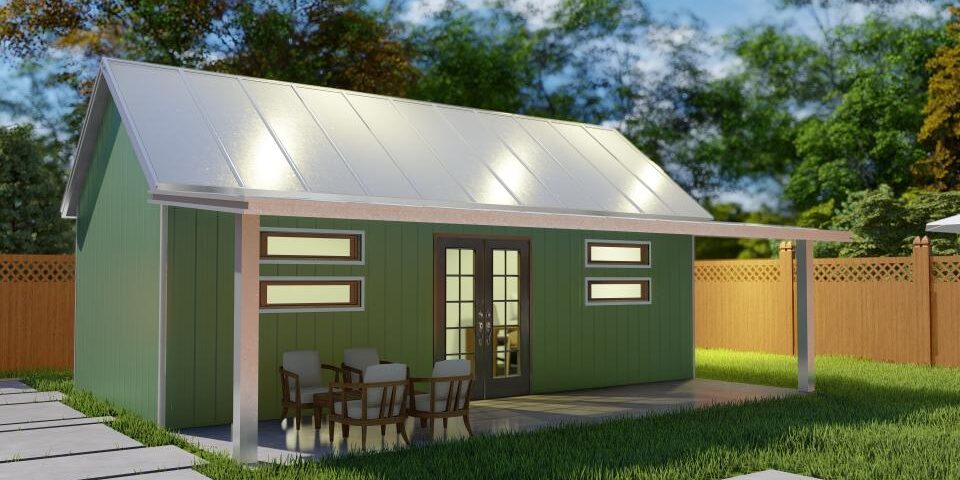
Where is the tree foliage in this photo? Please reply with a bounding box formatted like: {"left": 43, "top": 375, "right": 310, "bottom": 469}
{"left": 0, "top": 125, "right": 73, "bottom": 254}
{"left": 916, "top": 6, "right": 960, "bottom": 191}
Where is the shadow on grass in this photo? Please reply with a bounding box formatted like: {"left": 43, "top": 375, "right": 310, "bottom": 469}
{"left": 313, "top": 361, "right": 960, "bottom": 480}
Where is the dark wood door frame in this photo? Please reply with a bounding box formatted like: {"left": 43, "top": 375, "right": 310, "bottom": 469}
{"left": 433, "top": 234, "right": 532, "bottom": 399}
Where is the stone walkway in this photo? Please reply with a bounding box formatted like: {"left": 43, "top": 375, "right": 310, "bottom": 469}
{"left": 0, "top": 379, "right": 207, "bottom": 480}
{"left": 726, "top": 470, "right": 821, "bottom": 480}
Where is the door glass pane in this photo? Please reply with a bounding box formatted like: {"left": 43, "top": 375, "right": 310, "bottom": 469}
{"left": 493, "top": 301, "right": 506, "bottom": 325}
{"left": 446, "top": 277, "right": 459, "bottom": 301}
{"left": 506, "top": 250, "right": 518, "bottom": 275}
{"left": 460, "top": 249, "right": 474, "bottom": 275}
{"left": 493, "top": 249, "right": 505, "bottom": 275}
{"left": 506, "top": 277, "right": 518, "bottom": 300}
{"left": 460, "top": 302, "right": 474, "bottom": 327}
{"left": 446, "top": 249, "right": 459, "bottom": 274}
{"left": 491, "top": 248, "right": 522, "bottom": 379}
{"left": 460, "top": 276, "right": 474, "bottom": 301}
{"left": 446, "top": 329, "right": 460, "bottom": 353}
{"left": 492, "top": 277, "right": 505, "bottom": 301}
{"left": 446, "top": 303, "right": 459, "bottom": 328}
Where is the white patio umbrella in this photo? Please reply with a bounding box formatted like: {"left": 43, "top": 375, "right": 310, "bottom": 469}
{"left": 926, "top": 213, "right": 960, "bottom": 234}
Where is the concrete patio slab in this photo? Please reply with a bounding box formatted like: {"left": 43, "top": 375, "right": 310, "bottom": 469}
{"left": 0, "top": 391, "right": 63, "bottom": 405}
{"left": 0, "top": 380, "right": 34, "bottom": 395}
{"left": 0, "top": 446, "right": 201, "bottom": 480}
{"left": 726, "top": 470, "right": 821, "bottom": 480}
{"left": 0, "top": 423, "right": 141, "bottom": 461}
{"left": 0, "top": 416, "right": 114, "bottom": 433}
{"left": 0, "top": 402, "right": 85, "bottom": 425}
{"left": 180, "top": 378, "right": 796, "bottom": 461}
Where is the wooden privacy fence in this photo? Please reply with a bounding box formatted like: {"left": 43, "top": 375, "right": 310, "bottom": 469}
{"left": 695, "top": 238, "right": 960, "bottom": 367}
{"left": 0, "top": 255, "right": 74, "bottom": 371}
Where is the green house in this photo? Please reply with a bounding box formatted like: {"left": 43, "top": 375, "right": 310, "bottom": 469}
{"left": 62, "top": 58, "right": 848, "bottom": 462}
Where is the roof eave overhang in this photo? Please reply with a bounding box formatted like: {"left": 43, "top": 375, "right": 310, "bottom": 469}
{"left": 150, "top": 189, "right": 852, "bottom": 242}
{"left": 60, "top": 69, "right": 109, "bottom": 219}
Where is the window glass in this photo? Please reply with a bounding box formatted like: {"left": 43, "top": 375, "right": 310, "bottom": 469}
{"left": 586, "top": 278, "right": 651, "bottom": 304}
{"left": 260, "top": 232, "right": 360, "bottom": 261}
{"left": 260, "top": 280, "right": 360, "bottom": 308}
{"left": 586, "top": 241, "right": 649, "bottom": 266}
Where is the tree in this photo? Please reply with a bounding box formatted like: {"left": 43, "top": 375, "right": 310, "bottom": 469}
{"left": 0, "top": 125, "right": 73, "bottom": 254}
{"left": 916, "top": 6, "right": 960, "bottom": 191}
{"left": 818, "top": 184, "right": 960, "bottom": 257}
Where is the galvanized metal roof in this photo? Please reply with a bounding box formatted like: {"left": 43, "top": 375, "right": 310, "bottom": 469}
{"left": 62, "top": 58, "right": 712, "bottom": 221}
{"left": 927, "top": 214, "right": 960, "bottom": 234}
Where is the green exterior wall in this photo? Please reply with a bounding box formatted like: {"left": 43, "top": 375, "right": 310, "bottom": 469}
{"left": 164, "top": 213, "right": 693, "bottom": 429}
{"left": 75, "top": 100, "right": 161, "bottom": 421}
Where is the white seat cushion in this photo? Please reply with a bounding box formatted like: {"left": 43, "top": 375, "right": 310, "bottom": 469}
{"left": 431, "top": 359, "right": 470, "bottom": 399}
{"left": 333, "top": 399, "right": 402, "bottom": 419}
{"left": 343, "top": 348, "right": 381, "bottom": 382}
{"left": 282, "top": 350, "right": 325, "bottom": 388}
{"left": 413, "top": 393, "right": 466, "bottom": 412}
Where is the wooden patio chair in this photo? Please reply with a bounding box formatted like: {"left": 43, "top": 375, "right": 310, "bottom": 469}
{"left": 279, "top": 350, "right": 341, "bottom": 430}
{"left": 327, "top": 363, "right": 411, "bottom": 447}
{"left": 340, "top": 347, "right": 393, "bottom": 383}
{"left": 408, "top": 359, "right": 473, "bottom": 436}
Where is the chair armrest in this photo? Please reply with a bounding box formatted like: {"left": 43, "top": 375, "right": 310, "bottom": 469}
{"left": 279, "top": 368, "right": 301, "bottom": 403}
{"left": 340, "top": 363, "right": 363, "bottom": 382}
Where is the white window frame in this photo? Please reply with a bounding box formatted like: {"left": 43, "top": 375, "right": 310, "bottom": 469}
{"left": 584, "top": 277, "right": 652, "bottom": 306}
{"left": 260, "top": 227, "right": 365, "bottom": 265}
{"left": 259, "top": 276, "right": 365, "bottom": 313}
{"left": 584, "top": 239, "right": 651, "bottom": 268}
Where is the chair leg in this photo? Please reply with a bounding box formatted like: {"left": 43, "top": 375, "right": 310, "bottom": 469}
{"left": 281, "top": 406, "right": 288, "bottom": 421}
{"left": 342, "top": 423, "right": 349, "bottom": 438}
{"left": 314, "top": 405, "right": 323, "bottom": 428}
{"left": 361, "top": 426, "right": 367, "bottom": 446}
{"left": 429, "top": 418, "right": 435, "bottom": 438}
{"left": 442, "top": 418, "right": 448, "bottom": 429}
{"left": 381, "top": 424, "right": 387, "bottom": 436}
{"left": 295, "top": 405, "right": 302, "bottom": 430}
{"left": 463, "top": 413, "right": 473, "bottom": 436}
{"left": 328, "top": 417, "right": 335, "bottom": 442}
{"left": 398, "top": 421, "right": 409, "bottom": 444}
{"left": 419, "top": 417, "right": 427, "bottom": 428}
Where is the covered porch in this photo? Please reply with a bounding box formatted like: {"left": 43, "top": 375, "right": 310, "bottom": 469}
{"left": 179, "top": 377, "right": 796, "bottom": 461}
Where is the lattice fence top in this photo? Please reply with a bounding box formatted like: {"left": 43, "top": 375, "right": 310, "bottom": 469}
{"left": 932, "top": 257, "right": 960, "bottom": 282}
{"left": 0, "top": 255, "right": 75, "bottom": 283}
{"left": 695, "top": 262, "right": 781, "bottom": 282}
{"left": 814, "top": 261, "right": 912, "bottom": 282}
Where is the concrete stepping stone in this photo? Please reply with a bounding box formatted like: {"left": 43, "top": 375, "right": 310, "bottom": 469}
{"left": 0, "top": 380, "right": 34, "bottom": 395}
{"left": 0, "top": 402, "right": 85, "bottom": 425}
{"left": 0, "top": 416, "right": 114, "bottom": 433}
{"left": 0, "top": 423, "right": 141, "bottom": 462}
{"left": 0, "top": 391, "right": 62, "bottom": 405}
{"left": 0, "top": 445, "right": 202, "bottom": 480}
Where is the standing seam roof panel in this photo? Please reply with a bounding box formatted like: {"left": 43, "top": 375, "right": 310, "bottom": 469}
{"left": 391, "top": 100, "right": 517, "bottom": 206}
{"left": 181, "top": 71, "right": 304, "bottom": 192}
{"left": 295, "top": 87, "right": 419, "bottom": 199}
{"left": 552, "top": 122, "right": 673, "bottom": 216}
{"left": 515, "top": 118, "right": 639, "bottom": 214}
{"left": 438, "top": 106, "right": 561, "bottom": 209}
{"left": 239, "top": 79, "right": 365, "bottom": 196}
{"left": 481, "top": 114, "right": 605, "bottom": 212}
{"left": 345, "top": 93, "right": 472, "bottom": 203}
{"left": 104, "top": 62, "right": 238, "bottom": 189}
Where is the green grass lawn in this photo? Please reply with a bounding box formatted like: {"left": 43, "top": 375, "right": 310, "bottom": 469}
{"left": 7, "top": 350, "right": 960, "bottom": 479}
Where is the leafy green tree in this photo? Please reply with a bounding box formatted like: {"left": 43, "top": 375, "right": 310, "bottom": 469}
{"left": 0, "top": 125, "right": 73, "bottom": 254}
{"left": 819, "top": 185, "right": 960, "bottom": 257}
{"left": 916, "top": 6, "right": 960, "bottom": 191}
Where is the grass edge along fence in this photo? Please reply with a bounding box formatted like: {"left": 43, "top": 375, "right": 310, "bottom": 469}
{"left": 695, "top": 237, "right": 960, "bottom": 367}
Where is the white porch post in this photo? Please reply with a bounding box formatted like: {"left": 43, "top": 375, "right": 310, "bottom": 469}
{"left": 232, "top": 213, "right": 260, "bottom": 463}
{"left": 795, "top": 239, "right": 815, "bottom": 393}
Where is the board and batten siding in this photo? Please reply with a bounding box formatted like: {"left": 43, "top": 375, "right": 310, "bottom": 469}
{"left": 75, "top": 99, "right": 162, "bottom": 421}
{"left": 164, "top": 213, "right": 693, "bottom": 429}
